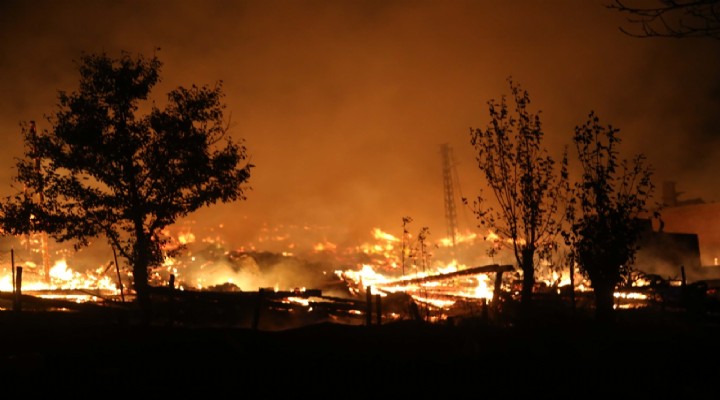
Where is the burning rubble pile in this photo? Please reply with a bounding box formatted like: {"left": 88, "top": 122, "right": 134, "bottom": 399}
{"left": 0, "top": 221, "right": 714, "bottom": 328}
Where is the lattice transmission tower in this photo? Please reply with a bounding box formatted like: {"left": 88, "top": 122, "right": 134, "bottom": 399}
{"left": 440, "top": 143, "right": 458, "bottom": 248}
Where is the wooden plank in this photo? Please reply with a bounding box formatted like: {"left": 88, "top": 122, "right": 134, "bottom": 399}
{"left": 381, "top": 264, "right": 514, "bottom": 286}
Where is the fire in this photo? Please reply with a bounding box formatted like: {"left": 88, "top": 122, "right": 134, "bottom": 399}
{"left": 335, "top": 260, "right": 498, "bottom": 322}
{"left": 178, "top": 231, "right": 195, "bottom": 245}
{"left": 483, "top": 229, "right": 527, "bottom": 246}
{"left": 485, "top": 230, "right": 500, "bottom": 242}
{"left": 313, "top": 241, "right": 337, "bottom": 252}
{"left": 5, "top": 259, "right": 118, "bottom": 293}
{"left": 439, "top": 231, "right": 478, "bottom": 247}
{"left": 337, "top": 264, "right": 387, "bottom": 291}
{"left": 0, "top": 221, "right": 677, "bottom": 321}
{"left": 372, "top": 228, "right": 400, "bottom": 242}
{"left": 0, "top": 257, "right": 119, "bottom": 303}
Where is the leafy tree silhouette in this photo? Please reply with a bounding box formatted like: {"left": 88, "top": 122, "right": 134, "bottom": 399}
{"left": 0, "top": 49, "right": 254, "bottom": 320}
{"left": 562, "top": 111, "right": 657, "bottom": 323}
{"left": 465, "top": 77, "right": 568, "bottom": 317}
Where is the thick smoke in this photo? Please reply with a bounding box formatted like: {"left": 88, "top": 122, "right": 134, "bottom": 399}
{"left": 1, "top": 1, "right": 719, "bottom": 275}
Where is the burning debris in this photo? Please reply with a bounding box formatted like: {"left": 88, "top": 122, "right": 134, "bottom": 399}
{"left": 335, "top": 263, "right": 514, "bottom": 323}
{"left": 1, "top": 221, "right": 719, "bottom": 329}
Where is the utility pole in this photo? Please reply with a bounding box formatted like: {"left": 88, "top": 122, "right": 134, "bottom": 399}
{"left": 401, "top": 216, "right": 412, "bottom": 276}
{"left": 28, "top": 121, "right": 51, "bottom": 283}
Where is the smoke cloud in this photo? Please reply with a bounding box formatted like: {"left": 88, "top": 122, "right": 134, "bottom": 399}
{"left": 1, "top": 0, "right": 719, "bottom": 268}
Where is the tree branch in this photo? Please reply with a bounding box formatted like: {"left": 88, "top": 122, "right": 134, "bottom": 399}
{"left": 608, "top": 0, "right": 720, "bottom": 38}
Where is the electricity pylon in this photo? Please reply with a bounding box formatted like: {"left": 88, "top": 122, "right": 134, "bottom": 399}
{"left": 440, "top": 143, "right": 458, "bottom": 248}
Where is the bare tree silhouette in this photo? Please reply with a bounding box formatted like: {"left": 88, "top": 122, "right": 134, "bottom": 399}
{"left": 608, "top": 0, "right": 720, "bottom": 39}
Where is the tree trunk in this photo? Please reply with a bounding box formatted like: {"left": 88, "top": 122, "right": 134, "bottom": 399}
{"left": 593, "top": 281, "right": 616, "bottom": 324}
{"left": 132, "top": 230, "right": 153, "bottom": 324}
{"left": 133, "top": 260, "right": 151, "bottom": 323}
{"left": 519, "top": 248, "right": 535, "bottom": 317}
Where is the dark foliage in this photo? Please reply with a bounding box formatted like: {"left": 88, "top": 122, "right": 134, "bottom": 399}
{"left": 465, "top": 77, "right": 568, "bottom": 314}
{"left": 0, "top": 50, "right": 253, "bottom": 314}
{"left": 562, "top": 111, "right": 657, "bottom": 322}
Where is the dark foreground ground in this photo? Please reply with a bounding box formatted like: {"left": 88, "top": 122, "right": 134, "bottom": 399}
{"left": 1, "top": 306, "right": 719, "bottom": 397}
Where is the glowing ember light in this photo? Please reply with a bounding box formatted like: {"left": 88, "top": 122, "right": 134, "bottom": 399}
{"left": 313, "top": 241, "right": 337, "bottom": 252}
{"left": 615, "top": 292, "right": 649, "bottom": 300}
{"left": 485, "top": 230, "right": 500, "bottom": 242}
{"left": 178, "top": 231, "right": 195, "bottom": 245}
{"left": 286, "top": 296, "right": 310, "bottom": 306}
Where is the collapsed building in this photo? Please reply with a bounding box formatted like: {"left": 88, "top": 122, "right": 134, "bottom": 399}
{"left": 633, "top": 181, "right": 720, "bottom": 282}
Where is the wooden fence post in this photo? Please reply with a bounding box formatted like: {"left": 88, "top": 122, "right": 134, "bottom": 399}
{"left": 375, "top": 294, "right": 382, "bottom": 326}
{"left": 13, "top": 266, "right": 23, "bottom": 313}
{"left": 493, "top": 270, "right": 504, "bottom": 316}
{"left": 252, "top": 288, "right": 265, "bottom": 331}
{"left": 11, "top": 248, "right": 15, "bottom": 294}
{"left": 111, "top": 245, "right": 125, "bottom": 302}
{"left": 366, "top": 286, "right": 372, "bottom": 326}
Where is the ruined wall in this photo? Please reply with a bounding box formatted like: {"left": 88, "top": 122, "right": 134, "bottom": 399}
{"left": 658, "top": 202, "right": 720, "bottom": 268}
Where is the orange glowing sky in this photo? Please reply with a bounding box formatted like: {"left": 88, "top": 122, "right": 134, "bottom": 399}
{"left": 1, "top": 0, "right": 719, "bottom": 253}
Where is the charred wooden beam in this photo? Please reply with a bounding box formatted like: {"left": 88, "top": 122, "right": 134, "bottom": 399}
{"left": 256, "top": 288, "right": 323, "bottom": 298}
{"left": 381, "top": 264, "right": 514, "bottom": 286}
{"left": 147, "top": 286, "right": 322, "bottom": 302}
{"left": 366, "top": 285, "right": 372, "bottom": 326}
{"left": 0, "top": 290, "right": 129, "bottom": 313}
{"left": 14, "top": 266, "right": 22, "bottom": 312}
{"left": 387, "top": 291, "right": 488, "bottom": 302}
{"left": 8, "top": 288, "right": 117, "bottom": 297}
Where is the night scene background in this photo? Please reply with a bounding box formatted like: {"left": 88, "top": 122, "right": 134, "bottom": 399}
{"left": 2, "top": 0, "right": 718, "bottom": 253}
{"left": 0, "top": 0, "right": 720, "bottom": 395}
